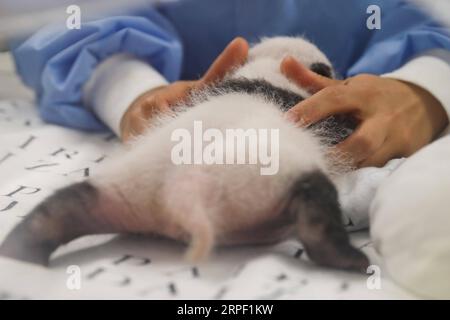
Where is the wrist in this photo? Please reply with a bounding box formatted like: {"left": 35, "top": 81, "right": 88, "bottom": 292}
{"left": 83, "top": 54, "right": 169, "bottom": 136}
{"left": 401, "top": 80, "right": 449, "bottom": 139}
{"left": 381, "top": 49, "right": 450, "bottom": 136}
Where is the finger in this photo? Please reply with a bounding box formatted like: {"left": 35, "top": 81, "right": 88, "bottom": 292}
{"left": 122, "top": 118, "right": 147, "bottom": 142}
{"left": 358, "top": 137, "right": 401, "bottom": 168}
{"left": 358, "top": 148, "right": 394, "bottom": 168}
{"left": 201, "top": 37, "right": 249, "bottom": 84}
{"left": 335, "top": 119, "right": 387, "bottom": 164}
{"left": 285, "top": 85, "right": 357, "bottom": 125}
{"left": 122, "top": 104, "right": 158, "bottom": 142}
{"left": 141, "top": 97, "right": 170, "bottom": 118}
{"left": 281, "top": 56, "right": 340, "bottom": 94}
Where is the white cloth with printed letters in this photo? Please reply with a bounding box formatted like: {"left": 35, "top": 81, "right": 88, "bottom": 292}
{"left": 0, "top": 52, "right": 418, "bottom": 299}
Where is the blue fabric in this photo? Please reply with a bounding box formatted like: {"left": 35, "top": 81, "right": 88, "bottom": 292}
{"left": 13, "top": 10, "right": 182, "bottom": 131}
{"left": 12, "top": 0, "right": 450, "bottom": 131}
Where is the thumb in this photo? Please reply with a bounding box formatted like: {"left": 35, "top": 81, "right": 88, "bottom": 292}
{"left": 201, "top": 37, "right": 249, "bottom": 84}
{"left": 281, "top": 56, "right": 339, "bottom": 94}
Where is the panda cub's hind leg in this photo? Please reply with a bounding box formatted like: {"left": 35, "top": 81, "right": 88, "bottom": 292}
{"left": 283, "top": 170, "right": 370, "bottom": 271}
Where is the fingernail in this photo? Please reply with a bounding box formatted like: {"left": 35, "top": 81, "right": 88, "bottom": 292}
{"left": 281, "top": 55, "right": 292, "bottom": 69}
{"left": 283, "top": 55, "right": 294, "bottom": 61}
{"left": 285, "top": 111, "right": 298, "bottom": 123}
{"left": 298, "top": 117, "right": 309, "bottom": 127}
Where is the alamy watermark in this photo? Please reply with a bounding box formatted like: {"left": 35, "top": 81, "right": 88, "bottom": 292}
{"left": 66, "top": 5, "right": 81, "bottom": 30}
{"left": 66, "top": 265, "right": 82, "bottom": 290}
{"left": 366, "top": 265, "right": 382, "bottom": 290}
{"left": 65, "top": 4, "right": 381, "bottom": 31}
{"left": 171, "top": 121, "right": 280, "bottom": 175}
{"left": 367, "top": 5, "right": 382, "bottom": 30}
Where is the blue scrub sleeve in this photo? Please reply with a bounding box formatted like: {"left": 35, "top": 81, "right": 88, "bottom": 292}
{"left": 347, "top": 1, "right": 450, "bottom": 77}
{"left": 13, "top": 10, "right": 183, "bottom": 131}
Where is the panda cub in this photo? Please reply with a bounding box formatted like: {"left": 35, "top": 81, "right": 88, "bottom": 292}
{"left": 0, "top": 37, "right": 368, "bottom": 271}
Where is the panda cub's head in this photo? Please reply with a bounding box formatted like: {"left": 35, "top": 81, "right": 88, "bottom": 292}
{"left": 204, "top": 37, "right": 354, "bottom": 147}
{"left": 206, "top": 37, "right": 335, "bottom": 113}
{"left": 247, "top": 36, "right": 334, "bottom": 77}
{"left": 230, "top": 37, "right": 334, "bottom": 96}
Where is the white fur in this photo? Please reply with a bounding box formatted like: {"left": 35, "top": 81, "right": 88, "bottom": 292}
{"left": 234, "top": 37, "right": 333, "bottom": 96}
{"left": 91, "top": 37, "right": 334, "bottom": 260}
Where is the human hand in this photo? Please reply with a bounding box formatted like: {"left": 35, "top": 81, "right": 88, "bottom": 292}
{"left": 281, "top": 56, "right": 449, "bottom": 168}
{"left": 120, "top": 37, "right": 249, "bottom": 142}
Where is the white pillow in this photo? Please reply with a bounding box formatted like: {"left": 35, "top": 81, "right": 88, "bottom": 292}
{"left": 370, "top": 135, "right": 450, "bottom": 299}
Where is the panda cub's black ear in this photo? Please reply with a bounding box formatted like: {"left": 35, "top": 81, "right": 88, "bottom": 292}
{"left": 310, "top": 62, "right": 333, "bottom": 78}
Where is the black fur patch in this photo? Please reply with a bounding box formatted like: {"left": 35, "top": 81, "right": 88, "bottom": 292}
{"left": 210, "top": 78, "right": 303, "bottom": 112}
{"left": 310, "top": 63, "right": 333, "bottom": 78}
{"left": 208, "top": 78, "right": 357, "bottom": 145}
{"left": 0, "top": 182, "right": 100, "bottom": 266}
{"left": 284, "top": 171, "right": 369, "bottom": 271}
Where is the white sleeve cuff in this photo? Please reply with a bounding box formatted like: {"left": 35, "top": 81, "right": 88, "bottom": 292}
{"left": 381, "top": 49, "right": 450, "bottom": 126}
{"left": 83, "top": 54, "right": 168, "bottom": 136}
